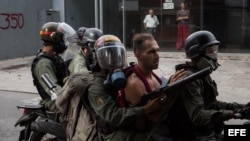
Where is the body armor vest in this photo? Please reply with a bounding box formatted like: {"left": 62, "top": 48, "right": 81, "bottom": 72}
{"left": 31, "top": 51, "right": 66, "bottom": 99}
{"left": 167, "top": 63, "right": 218, "bottom": 139}
{"left": 175, "top": 63, "right": 218, "bottom": 105}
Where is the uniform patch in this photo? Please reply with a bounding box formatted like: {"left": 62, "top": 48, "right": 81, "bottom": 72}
{"left": 95, "top": 97, "right": 104, "bottom": 107}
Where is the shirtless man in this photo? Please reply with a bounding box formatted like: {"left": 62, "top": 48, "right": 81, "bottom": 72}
{"left": 124, "top": 33, "right": 185, "bottom": 128}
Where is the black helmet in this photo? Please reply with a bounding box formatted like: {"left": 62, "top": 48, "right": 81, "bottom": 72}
{"left": 184, "top": 30, "right": 220, "bottom": 59}
{"left": 82, "top": 28, "right": 103, "bottom": 44}
{"left": 77, "top": 27, "right": 87, "bottom": 39}
{"left": 40, "top": 22, "right": 76, "bottom": 54}
{"left": 76, "top": 27, "right": 87, "bottom": 46}
{"left": 40, "top": 22, "right": 62, "bottom": 44}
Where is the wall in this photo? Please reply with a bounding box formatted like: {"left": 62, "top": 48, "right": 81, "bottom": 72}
{"left": 53, "top": 0, "right": 65, "bottom": 21}
{"left": 64, "top": 0, "right": 120, "bottom": 36}
{"left": 103, "top": 0, "right": 120, "bottom": 36}
{"left": 65, "top": 0, "right": 95, "bottom": 30}
{"left": 0, "top": 0, "right": 53, "bottom": 60}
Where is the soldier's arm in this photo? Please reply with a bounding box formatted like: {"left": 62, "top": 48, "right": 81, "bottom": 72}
{"left": 211, "top": 100, "right": 244, "bottom": 111}
{"left": 68, "top": 52, "right": 88, "bottom": 75}
{"left": 182, "top": 80, "right": 233, "bottom": 126}
{"left": 34, "top": 58, "right": 62, "bottom": 96}
{"left": 88, "top": 79, "right": 144, "bottom": 127}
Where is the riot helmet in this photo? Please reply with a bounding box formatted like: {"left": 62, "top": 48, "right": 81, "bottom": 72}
{"left": 86, "top": 35, "right": 126, "bottom": 72}
{"left": 83, "top": 28, "right": 103, "bottom": 71}
{"left": 82, "top": 28, "right": 103, "bottom": 47}
{"left": 184, "top": 30, "right": 220, "bottom": 59}
{"left": 76, "top": 27, "right": 88, "bottom": 46}
{"left": 77, "top": 27, "right": 88, "bottom": 39}
{"left": 94, "top": 35, "right": 127, "bottom": 70}
{"left": 184, "top": 30, "right": 220, "bottom": 70}
{"left": 40, "top": 22, "right": 76, "bottom": 54}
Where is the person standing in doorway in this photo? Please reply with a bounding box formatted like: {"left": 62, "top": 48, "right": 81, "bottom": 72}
{"left": 143, "top": 9, "right": 159, "bottom": 38}
{"left": 176, "top": 2, "right": 190, "bottom": 50}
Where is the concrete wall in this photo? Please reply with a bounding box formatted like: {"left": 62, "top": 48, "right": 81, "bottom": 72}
{"left": 0, "top": 0, "right": 53, "bottom": 60}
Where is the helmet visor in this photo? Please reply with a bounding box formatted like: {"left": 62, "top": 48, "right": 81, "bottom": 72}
{"left": 205, "top": 45, "right": 218, "bottom": 59}
{"left": 57, "top": 22, "right": 77, "bottom": 43}
{"left": 96, "top": 45, "right": 127, "bottom": 70}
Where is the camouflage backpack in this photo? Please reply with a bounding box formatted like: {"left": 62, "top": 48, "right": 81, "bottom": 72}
{"left": 56, "top": 71, "right": 103, "bottom": 141}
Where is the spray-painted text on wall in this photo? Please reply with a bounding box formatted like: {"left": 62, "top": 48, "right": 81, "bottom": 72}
{"left": 0, "top": 13, "right": 24, "bottom": 30}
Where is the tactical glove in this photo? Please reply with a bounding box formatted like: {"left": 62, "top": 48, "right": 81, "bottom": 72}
{"left": 233, "top": 107, "right": 250, "bottom": 119}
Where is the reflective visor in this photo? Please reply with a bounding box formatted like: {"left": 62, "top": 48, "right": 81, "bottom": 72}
{"left": 57, "top": 22, "right": 77, "bottom": 43}
{"left": 96, "top": 45, "right": 127, "bottom": 70}
{"left": 205, "top": 45, "right": 218, "bottom": 59}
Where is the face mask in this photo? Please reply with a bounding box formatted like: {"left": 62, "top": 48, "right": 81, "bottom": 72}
{"left": 196, "top": 57, "right": 220, "bottom": 71}
{"left": 205, "top": 45, "right": 218, "bottom": 60}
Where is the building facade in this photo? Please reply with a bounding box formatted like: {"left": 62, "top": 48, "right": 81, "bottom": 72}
{"left": 109, "top": 0, "right": 250, "bottom": 52}
{"left": 0, "top": 0, "right": 249, "bottom": 60}
{"left": 0, "top": 0, "right": 55, "bottom": 60}
{"left": 40, "top": 0, "right": 250, "bottom": 53}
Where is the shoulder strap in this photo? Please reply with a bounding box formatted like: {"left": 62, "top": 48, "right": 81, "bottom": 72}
{"left": 133, "top": 65, "right": 162, "bottom": 93}
{"left": 116, "top": 64, "right": 162, "bottom": 107}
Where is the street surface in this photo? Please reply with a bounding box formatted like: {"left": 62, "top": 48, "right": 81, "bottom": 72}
{"left": 0, "top": 51, "right": 249, "bottom": 140}
{"left": 0, "top": 91, "right": 39, "bottom": 141}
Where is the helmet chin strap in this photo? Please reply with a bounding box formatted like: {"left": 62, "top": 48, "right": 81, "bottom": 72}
{"left": 196, "top": 55, "right": 220, "bottom": 70}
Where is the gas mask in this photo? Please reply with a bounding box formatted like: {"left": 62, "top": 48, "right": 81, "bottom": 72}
{"left": 103, "top": 69, "right": 127, "bottom": 89}
{"left": 196, "top": 45, "right": 220, "bottom": 70}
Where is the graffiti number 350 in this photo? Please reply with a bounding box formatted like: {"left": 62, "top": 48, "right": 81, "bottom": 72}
{"left": 0, "top": 13, "right": 24, "bottom": 30}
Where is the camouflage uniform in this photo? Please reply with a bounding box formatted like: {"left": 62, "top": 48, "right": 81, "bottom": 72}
{"left": 32, "top": 52, "right": 65, "bottom": 112}
{"left": 87, "top": 72, "right": 157, "bottom": 141}
{"left": 68, "top": 50, "right": 88, "bottom": 76}
{"left": 167, "top": 62, "right": 244, "bottom": 141}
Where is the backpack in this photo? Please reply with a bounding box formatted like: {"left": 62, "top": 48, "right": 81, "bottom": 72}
{"left": 56, "top": 71, "right": 102, "bottom": 141}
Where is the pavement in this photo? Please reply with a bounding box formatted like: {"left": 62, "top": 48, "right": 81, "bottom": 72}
{"left": 0, "top": 51, "right": 250, "bottom": 124}
{"left": 0, "top": 51, "right": 249, "bottom": 94}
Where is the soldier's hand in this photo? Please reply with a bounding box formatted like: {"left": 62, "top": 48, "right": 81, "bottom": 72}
{"left": 142, "top": 95, "right": 167, "bottom": 114}
{"left": 233, "top": 107, "right": 250, "bottom": 119}
{"left": 169, "top": 69, "right": 187, "bottom": 84}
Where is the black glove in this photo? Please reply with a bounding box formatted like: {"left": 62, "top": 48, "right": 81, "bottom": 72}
{"left": 233, "top": 107, "right": 250, "bottom": 119}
